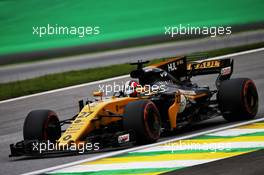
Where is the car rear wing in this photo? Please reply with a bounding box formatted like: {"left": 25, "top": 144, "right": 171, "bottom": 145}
{"left": 187, "top": 58, "right": 234, "bottom": 88}
{"left": 149, "top": 56, "right": 233, "bottom": 79}
{"left": 187, "top": 58, "right": 233, "bottom": 77}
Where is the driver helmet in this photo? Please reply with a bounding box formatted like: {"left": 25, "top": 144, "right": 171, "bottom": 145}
{"left": 124, "top": 80, "right": 139, "bottom": 97}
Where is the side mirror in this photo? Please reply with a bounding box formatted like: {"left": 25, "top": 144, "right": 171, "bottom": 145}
{"left": 78, "top": 100, "right": 84, "bottom": 112}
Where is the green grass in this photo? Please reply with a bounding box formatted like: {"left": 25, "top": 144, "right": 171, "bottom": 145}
{"left": 0, "top": 42, "right": 264, "bottom": 101}
{"left": 1, "top": 0, "right": 264, "bottom": 56}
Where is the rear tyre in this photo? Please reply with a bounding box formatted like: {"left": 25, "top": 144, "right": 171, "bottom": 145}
{"left": 123, "top": 100, "right": 161, "bottom": 144}
{"left": 217, "top": 78, "right": 258, "bottom": 121}
{"left": 23, "top": 110, "right": 61, "bottom": 142}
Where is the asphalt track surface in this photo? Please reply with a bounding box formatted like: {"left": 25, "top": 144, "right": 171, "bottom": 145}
{"left": 0, "top": 50, "right": 263, "bottom": 174}
{"left": 0, "top": 30, "right": 264, "bottom": 83}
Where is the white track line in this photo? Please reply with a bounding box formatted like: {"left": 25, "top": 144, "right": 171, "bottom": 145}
{"left": 23, "top": 117, "right": 264, "bottom": 175}
{"left": 1, "top": 47, "right": 264, "bottom": 105}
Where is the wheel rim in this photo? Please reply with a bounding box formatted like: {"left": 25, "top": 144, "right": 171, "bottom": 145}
{"left": 144, "top": 103, "right": 160, "bottom": 139}
{"left": 244, "top": 81, "right": 258, "bottom": 114}
{"left": 44, "top": 115, "right": 61, "bottom": 141}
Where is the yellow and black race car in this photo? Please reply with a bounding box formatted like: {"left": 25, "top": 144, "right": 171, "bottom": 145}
{"left": 9, "top": 56, "right": 259, "bottom": 157}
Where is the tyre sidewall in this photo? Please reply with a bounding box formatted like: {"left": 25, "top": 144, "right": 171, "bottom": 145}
{"left": 23, "top": 110, "right": 61, "bottom": 141}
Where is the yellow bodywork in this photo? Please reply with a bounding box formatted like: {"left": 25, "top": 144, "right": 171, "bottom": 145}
{"left": 168, "top": 92, "right": 181, "bottom": 129}
{"left": 58, "top": 97, "right": 138, "bottom": 145}
{"left": 58, "top": 94, "right": 182, "bottom": 146}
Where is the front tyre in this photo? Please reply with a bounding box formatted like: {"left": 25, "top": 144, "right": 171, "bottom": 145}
{"left": 217, "top": 78, "right": 258, "bottom": 121}
{"left": 23, "top": 110, "right": 61, "bottom": 142}
{"left": 123, "top": 100, "right": 161, "bottom": 144}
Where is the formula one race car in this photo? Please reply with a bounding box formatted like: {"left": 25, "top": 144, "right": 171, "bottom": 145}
{"left": 9, "top": 56, "right": 259, "bottom": 157}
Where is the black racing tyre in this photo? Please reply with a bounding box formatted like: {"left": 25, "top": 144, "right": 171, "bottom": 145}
{"left": 23, "top": 110, "right": 61, "bottom": 142}
{"left": 217, "top": 78, "right": 258, "bottom": 121}
{"left": 123, "top": 100, "right": 161, "bottom": 144}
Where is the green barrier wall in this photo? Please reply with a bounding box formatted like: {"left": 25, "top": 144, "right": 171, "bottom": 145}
{"left": 0, "top": 0, "right": 263, "bottom": 55}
